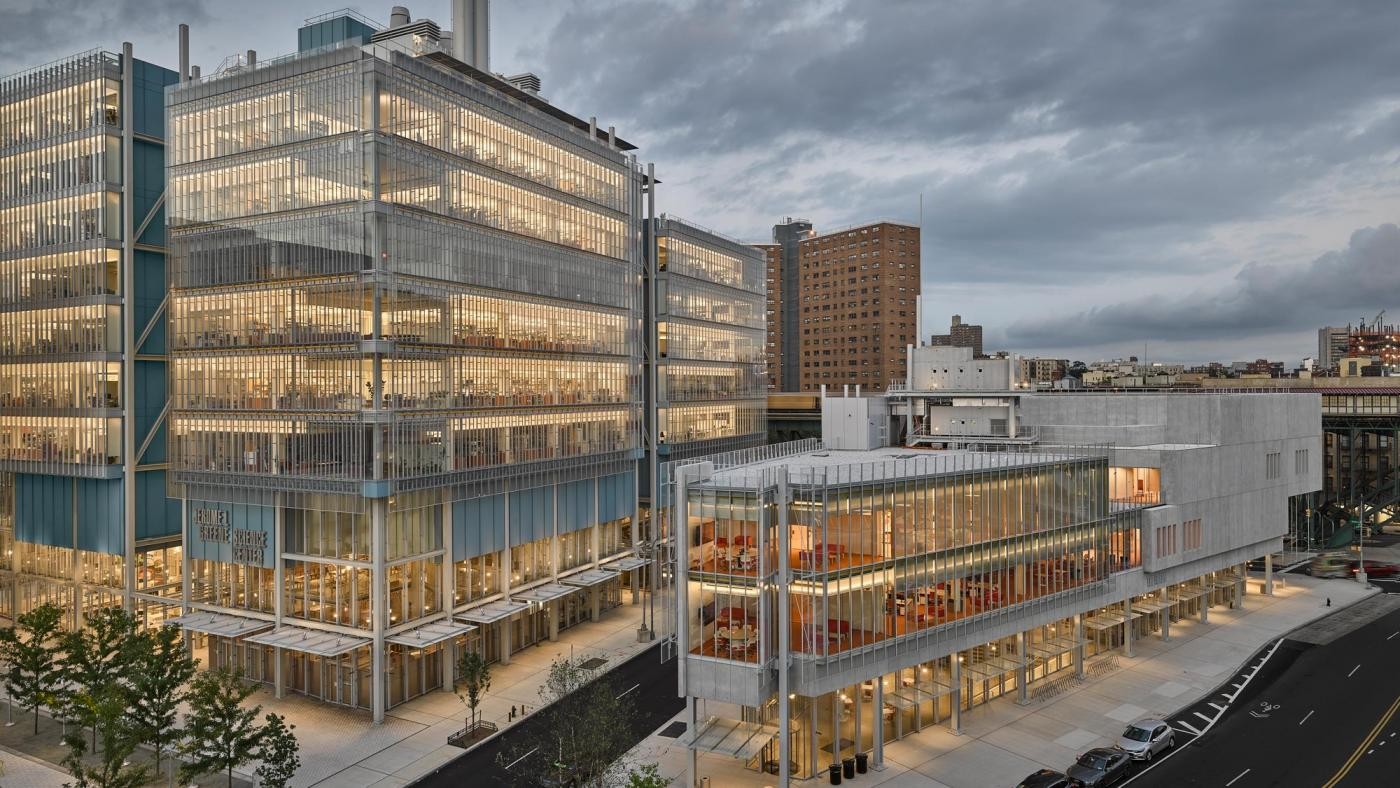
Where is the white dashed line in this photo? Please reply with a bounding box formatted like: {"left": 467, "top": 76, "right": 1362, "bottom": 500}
{"left": 1300, "top": 710, "right": 1314, "bottom": 725}
{"left": 1388, "top": 631, "right": 1398, "bottom": 641}
{"left": 1349, "top": 664, "right": 1361, "bottom": 677}
{"left": 1195, "top": 711, "right": 1213, "bottom": 724}
{"left": 1226, "top": 768, "right": 1251, "bottom": 786}
{"left": 1210, "top": 702, "right": 1226, "bottom": 712}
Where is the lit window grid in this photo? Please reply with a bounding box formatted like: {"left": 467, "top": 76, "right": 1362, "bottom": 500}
{"left": 0, "top": 303, "right": 119, "bottom": 355}
{"left": 380, "top": 71, "right": 627, "bottom": 212}
{"left": 0, "top": 131, "right": 119, "bottom": 202}
{"left": 657, "top": 235, "right": 765, "bottom": 293}
{"left": 0, "top": 413, "right": 121, "bottom": 467}
{"left": 0, "top": 56, "right": 121, "bottom": 149}
{"left": 0, "top": 247, "right": 119, "bottom": 305}
{"left": 380, "top": 141, "right": 630, "bottom": 261}
{"left": 168, "top": 206, "right": 367, "bottom": 289}
{"left": 665, "top": 276, "right": 765, "bottom": 329}
{"left": 166, "top": 62, "right": 361, "bottom": 166}
{"left": 682, "top": 456, "right": 1143, "bottom": 670}
{"left": 660, "top": 317, "right": 765, "bottom": 365}
{"left": 661, "top": 362, "right": 766, "bottom": 403}
{"left": 660, "top": 403, "right": 765, "bottom": 445}
{"left": 0, "top": 359, "right": 120, "bottom": 409}
{"left": 0, "top": 189, "right": 120, "bottom": 254}
{"left": 168, "top": 137, "right": 366, "bottom": 228}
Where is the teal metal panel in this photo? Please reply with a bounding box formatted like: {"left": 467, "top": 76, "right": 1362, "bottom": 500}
{"left": 76, "top": 478, "right": 123, "bottom": 555}
{"left": 135, "top": 470, "right": 179, "bottom": 540}
{"left": 453, "top": 494, "right": 505, "bottom": 561}
{"left": 509, "top": 487, "right": 554, "bottom": 547}
{"left": 558, "top": 479, "right": 595, "bottom": 534}
{"left": 132, "top": 142, "right": 166, "bottom": 246}
{"left": 134, "top": 359, "right": 165, "bottom": 448}
{"left": 139, "top": 419, "right": 168, "bottom": 465}
{"left": 131, "top": 59, "right": 177, "bottom": 138}
{"left": 15, "top": 474, "right": 73, "bottom": 548}
{"left": 133, "top": 249, "right": 165, "bottom": 353}
{"left": 598, "top": 470, "right": 636, "bottom": 522}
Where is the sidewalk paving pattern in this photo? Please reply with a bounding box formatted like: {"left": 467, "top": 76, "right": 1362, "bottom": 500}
{"left": 629, "top": 572, "right": 1377, "bottom": 787}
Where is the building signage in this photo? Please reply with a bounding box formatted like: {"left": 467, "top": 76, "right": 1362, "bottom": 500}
{"left": 193, "top": 507, "right": 268, "bottom": 565}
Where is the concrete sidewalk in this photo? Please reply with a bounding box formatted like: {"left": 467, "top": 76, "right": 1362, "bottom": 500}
{"left": 628, "top": 572, "right": 1377, "bottom": 787}
{"left": 244, "top": 596, "right": 655, "bottom": 788}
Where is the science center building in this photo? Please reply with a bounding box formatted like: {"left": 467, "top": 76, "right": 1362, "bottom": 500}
{"left": 162, "top": 9, "right": 648, "bottom": 722}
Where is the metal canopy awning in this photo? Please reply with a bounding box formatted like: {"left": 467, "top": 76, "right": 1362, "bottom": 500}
{"left": 1029, "top": 637, "right": 1085, "bottom": 658}
{"left": 245, "top": 626, "right": 370, "bottom": 657}
{"left": 605, "top": 556, "right": 649, "bottom": 572}
{"left": 1133, "top": 598, "right": 1172, "bottom": 613}
{"left": 167, "top": 611, "right": 273, "bottom": 638}
{"left": 561, "top": 568, "right": 620, "bottom": 588}
{"left": 459, "top": 599, "right": 530, "bottom": 624}
{"left": 385, "top": 619, "right": 478, "bottom": 649}
{"left": 513, "top": 583, "right": 575, "bottom": 604}
{"left": 683, "top": 715, "right": 779, "bottom": 761}
{"left": 894, "top": 680, "right": 955, "bottom": 704}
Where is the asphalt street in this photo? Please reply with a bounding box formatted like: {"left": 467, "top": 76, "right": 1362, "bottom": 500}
{"left": 416, "top": 642, "right": 681, "bottom": 787}
{"left": 1131, "top": 600, "right": 1400, "bottom": 787}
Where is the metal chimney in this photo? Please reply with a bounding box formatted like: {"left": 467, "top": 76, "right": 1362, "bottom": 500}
{"left": 451, "top": 0, "right": 490, "bottom": 70}
{"left": 389, "top": 6, "right": 411, "bottom": 28}
{"left": 178, "top": 24, "right": 189, "bottom": 83}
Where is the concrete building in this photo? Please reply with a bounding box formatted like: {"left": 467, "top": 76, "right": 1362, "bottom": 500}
{"left": 671, "top": 353, "right": 1318, "bottom": 785}
{"left": 758, "top": 218, "right": 814, "bottom": 393}
{"left": 0, "top": 47, "right": 181, "bottom": 629}
{"left": 1319, "top": 326, "right": 1349, "bottom": 371}
{"left": 1018, "top": 356, "right": 1069, "bottom": 387}
{"left": 929, "top": 314, "right": 983, "bottom": 357}
{"left": 164, "top": 6, "right": 649, "bottom": 722}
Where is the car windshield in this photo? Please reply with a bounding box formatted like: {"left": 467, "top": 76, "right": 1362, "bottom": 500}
{"left": 1077, "top": 753, "right": 1107, "bottom": 769}
{"left": 1122, "top": 725, "right": 1152, "bottom": 742}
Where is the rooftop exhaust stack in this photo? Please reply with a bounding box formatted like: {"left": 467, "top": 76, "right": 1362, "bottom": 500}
{"left": 389, "top": 6, "right": 410, "bottom": 27}
{"left": 451, "top": 0, "right": 490, "bottom": 71}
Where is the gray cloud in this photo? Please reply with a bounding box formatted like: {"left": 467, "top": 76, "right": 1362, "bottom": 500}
{"left": 1001, "top": 223, "right": 1400, "bottom": 351}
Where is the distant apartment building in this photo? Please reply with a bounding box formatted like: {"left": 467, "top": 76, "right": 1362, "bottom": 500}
{"left": 929, "top": 314, "right": 983, "bottom": 357}
{"left": 0, "top": 47, "right": 181, "bottom": 629}
{"left": 759, "top": 220, "right": 919, "bottom": 393}
{"left": 1017, "top": 356, "right": 1068, "bottom": 386}
{"left": 758, "top": 218, "right": 814, "bottom": 392}
{"left": 1318, "top": 326, "right": 1349, "bottom": 371}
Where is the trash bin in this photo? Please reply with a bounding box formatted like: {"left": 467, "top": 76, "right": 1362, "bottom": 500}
{"left": 843, "top": 758, "right": 855, "bottom": 778}
{"left": 856, "top": 752, "right": 869, "bottom": 774}
{"left": 828, "top": 763, "right": 842, "bottom": 785}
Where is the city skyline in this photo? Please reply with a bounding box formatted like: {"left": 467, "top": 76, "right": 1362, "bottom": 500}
{"left": 6, "top": 0, "right": 1399, "bottom": 364}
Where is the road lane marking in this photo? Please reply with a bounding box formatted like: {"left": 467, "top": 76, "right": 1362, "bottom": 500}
{"left": 1321, "top": 691, "right": 1400, "bottom": 788}
{"left": 1226, "top": 768, "right": 1251, "bottom": 786}
{"left": 1300, "top": 710, "right": 1314, "bottom": 725}
{"left": 1195, "top": 711, "right": 1213, "bottom": 724}
{"left": 1210, "top": 702, "right": 1226, "bottom": 712}
{"left": 1175, "top": 722, "right": 1201, "bottom": 735}
{"left": 1348, "top": 664, "right": 1361, "bottom": 677}
{"left": 1388, "top": 631, "right": 1398, "bottom": 641}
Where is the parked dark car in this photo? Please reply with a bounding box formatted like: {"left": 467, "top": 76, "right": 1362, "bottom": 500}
{"left": 1017, "top": 768, "right": 1073, "bottom": 788}
{"left": 1066, "top": 747, "right": 1132, "bottom": 787}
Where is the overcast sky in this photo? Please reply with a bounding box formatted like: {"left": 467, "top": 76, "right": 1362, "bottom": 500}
{"left": 5, "top": 0, "right": 1398, "bottom": 364}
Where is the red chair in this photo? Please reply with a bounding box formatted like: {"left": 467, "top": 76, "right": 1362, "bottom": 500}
{"left": 826, "top": 619, "right": 851, "bottom": 641}
{"left": 717, "top": 607, "right": 748, "bottom": 627}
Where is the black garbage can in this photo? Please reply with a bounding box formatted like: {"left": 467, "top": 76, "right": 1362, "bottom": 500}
{"left": 856, "top": 752, "right": 869, "bottom": 774}
{"left": 843, "top": 757, "right": 855, "bottom": 779}
{"left": 828, "top": 763, "right": 842, "bottom": 785}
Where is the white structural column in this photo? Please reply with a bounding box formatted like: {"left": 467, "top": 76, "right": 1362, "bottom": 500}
{"left": 872, "top": 678, "right": 885, "bottom": 770}
{"left": 1265, "top": 553, "right": 1274, "bottom": 595}
{"left": 1073, "top": 613, "right": 1086, "bottom": 678}
{"left": 371, "top": 498, "right": 387, "bottom": 724}
{"left": 500, "top": 494, "right": 512, "bottom": 665}
{"left": 120, "top": 42, "right": 136, "bottom": 614}
{"left": 950, "top": 653, "right": 962, "bottom": 734}
{"left": 1123, "top": 595, "right": 1134, "bottom": 658}
{"left": 1016, "top": 631, "right": 1029, "bottom": 705}
{"left": 777, "top": 471, "right": 792, "bottom": 787}
{"left": 273, "top": 495, "right": 285, "bottom": 699}
{"left": 1160, "top": 587, "right": 1171, "bottom": 641}
{"left": 442, "top": 502, "right": 455, "bottom": 690}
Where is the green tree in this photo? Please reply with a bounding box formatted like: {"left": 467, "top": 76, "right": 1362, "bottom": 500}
{"left": 497, "top": 655, "right": 635, "bottom": 788}
{"left": 456, "top": 649, "right": 492, "bottom": 733}
{"left": 129, "top": 623, "right": 198, "bottom": 773}
{"left": 0, "top": 602, "right": 67, "bottom": 735}
{"left": 624, "top": 764, "right": 668, "bottom": 788}
{"left": 60, "top": 606, "right": 140, "bottom": 750}
{"left": 179, "top": 667, "right": 265, "bottom": 788}
{"left": 60, "top": 682, "right": 149, "bottom": 788}
{"left": 254, "top": 712, "right": 301, "bottom": 788}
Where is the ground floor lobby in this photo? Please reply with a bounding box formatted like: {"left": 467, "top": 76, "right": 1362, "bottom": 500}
{"left": 684, "top": 566, "right": 1253, "bottom": 782}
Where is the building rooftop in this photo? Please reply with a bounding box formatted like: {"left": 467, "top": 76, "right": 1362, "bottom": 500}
{"left": 701, "top": 445, "right": 1100, "bottom": 488}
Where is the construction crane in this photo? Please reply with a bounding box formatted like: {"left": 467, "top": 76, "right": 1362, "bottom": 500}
{"left": 1375, "top": 310, "right": 1386, "bottom": 330}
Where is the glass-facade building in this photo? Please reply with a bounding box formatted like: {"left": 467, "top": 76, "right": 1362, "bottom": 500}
{"left": 651, "top": 216, "right": 767, "bottom": 463}
{"left": 165, "top": 21, "right": 647, "bottom": 721}
{"left": 0, "top": 48, "right": 181, "bottom": 630}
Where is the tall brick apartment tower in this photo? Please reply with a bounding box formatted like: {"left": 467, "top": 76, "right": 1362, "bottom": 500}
{"left": 757, "top": 220, "right": 921, "bottom": 392}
